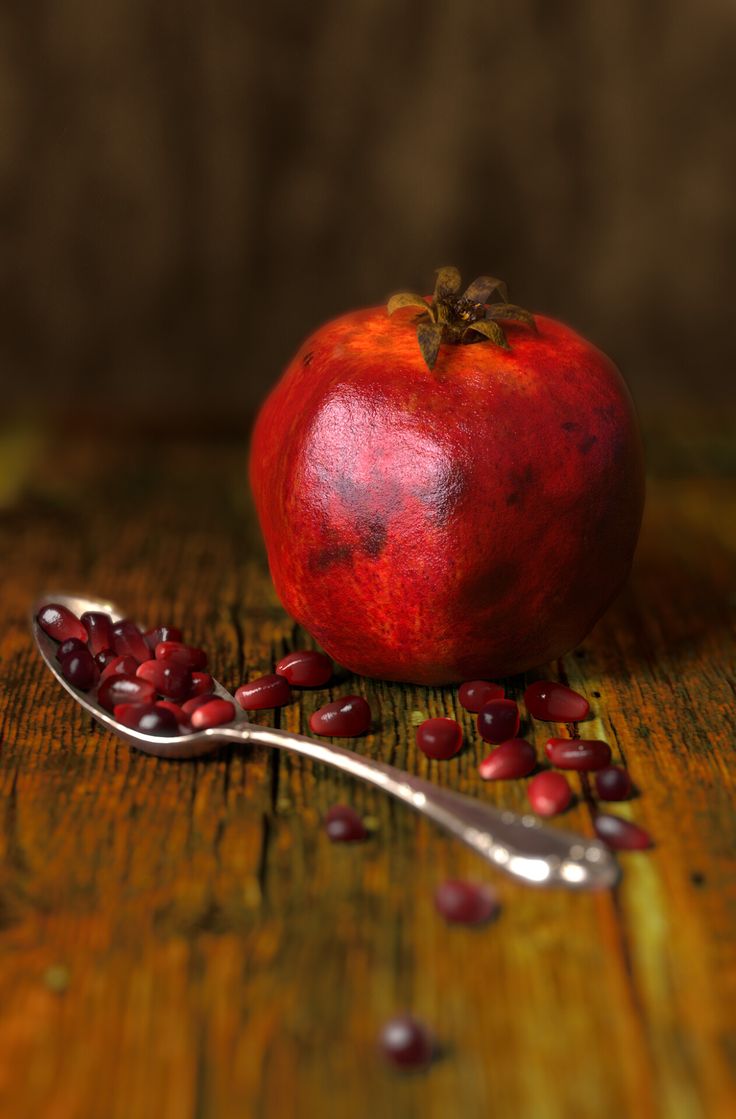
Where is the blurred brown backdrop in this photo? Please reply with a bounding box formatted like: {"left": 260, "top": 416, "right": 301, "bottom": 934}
{"left": 2, "top": 0, "right": 735, "bottom": 432}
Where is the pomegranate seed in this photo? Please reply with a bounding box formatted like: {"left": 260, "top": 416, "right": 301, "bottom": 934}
{"left": 112, "top": 620, "right": 152, "bottom": 664}
{"left": 182, "top": 693, "right": 217, "bottom": 717}
{"left": 545, "top": 738, "right": 611, "bottom": 771}
{"left": 190, "top": 672, "right": 214, "bottom": 696}
{"left": 309, "top": 695, "right": 371, "bottom": 736}
{"left": 59, "top": 647, "right": 99, "bottom": 691}
{"left": 113, "top": 702, "right": 178, "bottom": 736}
{"left": 275, "top": 649, "right": 332, "bottom": 687}
{"left": 236, "top": 674, "right": 291, "bottom": 710}
{"left": 378, "top": 1016, "right": 434, "bottom": 1070}
{"left": 55, "top": 637, "right": 87, "bottom": 662}
{"left": 144, "top": 625, "right": 183, "bottom": 651}
{"left": 524, "top": 680, "right": 590, "bottom": 722}
{"left": 434, "top": 880, "right": 499, "bottom": 925}
{"left": 99, "top": 655, "right": 139, "bottom": 683}
{"left": 477, "top": 699, "right": 520, "bottom": 744}
{"left": 94, "top": 648, "right": 118, "bottom": 668}
{"left": 594, "top": 814, "right": 652, "bottom": 850}
{"left": 155, "top": 700, "right": 190, "bottom": 730}
{"left": 416, "top": 717, "right": 462, "bottom": 760}
{"left": 80, "top": 611, "right": 115, "bottom": 657}
{"left": 155, "top": 641, "right": 208, "bottom": 671}
{"left": 135, "top": 659, "right": 192, "bottom": 700}
{"left": 595, "top": 765, "right": 632, "bottom": 801}
{"left": 478, "top": 738, "right": 536, "bottom": 780}
{"left": 458, "top": 680, "right": 504, "bottom": 713}
{"left": 113, "top": 702, "right": 154, "bottom": 728}
{"left": 98, "top": 674, "right": 156, "bottom": 712}
{"left": 37, "top": 603, "right": 87, "bottom": 644}
{"left": 324, "top": 804, "right": 367, "bottom": 842}
{"left": 190, "top": 698, "right": 235, "bottom": 729}
{"left": 527, "top": 771, "right": 572, "bottom": 816}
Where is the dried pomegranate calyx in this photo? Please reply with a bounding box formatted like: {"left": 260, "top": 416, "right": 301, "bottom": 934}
{"left": 387, "top": 266, "right": 536, "bottom": 370}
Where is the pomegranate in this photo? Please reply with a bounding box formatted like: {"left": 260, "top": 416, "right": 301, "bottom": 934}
{"left": 250, "top": 268, "right": 644, "bottom": 684}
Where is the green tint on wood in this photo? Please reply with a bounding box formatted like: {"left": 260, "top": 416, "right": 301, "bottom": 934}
{"left": 0, "top": 430, "right": 734, "bottom": 1119}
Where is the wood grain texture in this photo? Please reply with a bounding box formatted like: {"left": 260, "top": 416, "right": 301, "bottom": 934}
{"left": 0, "top": 429, "right": 734, "bottom": 1119}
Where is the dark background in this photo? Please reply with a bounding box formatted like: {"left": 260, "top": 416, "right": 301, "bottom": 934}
{"left": 2, "top": 0, "right": 735, "bottom": 435}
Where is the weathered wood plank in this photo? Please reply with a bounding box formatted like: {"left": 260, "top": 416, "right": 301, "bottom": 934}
{"left": 0, "top": 433, "right": 733, "bottom": 1119}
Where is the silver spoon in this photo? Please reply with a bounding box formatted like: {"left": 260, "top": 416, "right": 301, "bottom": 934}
{"left": 32, "top": 592, "right": 618, "bottom": 890}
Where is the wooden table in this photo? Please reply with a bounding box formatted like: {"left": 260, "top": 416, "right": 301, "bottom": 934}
{"left": 1, "top": 426, "right": 734, "bottom": 1119}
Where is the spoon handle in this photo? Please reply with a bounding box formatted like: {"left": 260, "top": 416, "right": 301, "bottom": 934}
{"left": 212, "top": 724, "right": 617, "bottom": 889}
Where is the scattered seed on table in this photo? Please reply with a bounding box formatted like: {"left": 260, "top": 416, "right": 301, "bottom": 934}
{"left": 524, "top": 680, "right": 590, "bottom": 721}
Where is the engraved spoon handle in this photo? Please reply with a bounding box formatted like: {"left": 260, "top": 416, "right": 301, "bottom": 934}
{"left": 212, "top": 725, "right": 617, "bottom": 889}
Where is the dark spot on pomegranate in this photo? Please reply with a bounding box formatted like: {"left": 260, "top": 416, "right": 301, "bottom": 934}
{"left": 309, "top": 542, "right": 353, "bottom": 572}
{"left": 505, "top": 464, "right": 536, "bottom": 508}
{"left": 303, "top": 351, "right": 313, "bottom": 365}
{"left": 561, "top": 421, "right": 581, "bottom": 432}
{"left": 578, "top": 435, "right": 598, "bottom": 454}
{"left": 360, "top": 516, "right": 387, "bottom": 558}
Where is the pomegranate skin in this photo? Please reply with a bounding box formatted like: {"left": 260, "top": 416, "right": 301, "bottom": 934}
{"left": 250, "top": 307, "right": 645, "bottom": 684}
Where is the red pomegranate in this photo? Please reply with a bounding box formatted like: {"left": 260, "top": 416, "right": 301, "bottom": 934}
{"left": 250, "top": 268, "right": 644, "bottom": 684}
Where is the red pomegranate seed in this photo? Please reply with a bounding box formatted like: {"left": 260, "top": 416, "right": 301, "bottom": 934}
{"left": 190, "top": 672, "right": 214, "bottom": 696}
{"left": 594, "top": 814, "right": 652, "bottom": 850}
{"left": 37, "top": 603, "right": 88, "bottom": 644}
{"left": 309, "top": 695, "right": 371, "bottom": 736}
{"left": 80, "top": 611, "right": 115, "bottom": 657}
{"left": 595, "top": 765, "right": 632, "bottom": 801}
{"left": 378, "top": 1016, "right": 434, "bottom": 1070}
{"left": 324, "top": 804, "right": 367, "bottom": 842}
{"left": 94, "top": 648, "right": 118, "bottom": 669}
{"left": 113, "top": 702, "right": 178, "bottom": 736}
{"left": 135, "top": 659, "right": 192, "bottom": 700}
{"left": 155, "top": 700, "right": 190, "bottom": 730}
{"left": 113, "top": 702, "right": 153, "bottom": 728}
{"left": 458, "top": 680, "right": 504, "bottom": 713}
{"left": 98, "top": 674, "right": 157, "bottom": 712}
{"left": 190, "top": 698, "right": 235, "bottom": 729}
{"left": 182, "top": 693, "right": 217, "bottom": 717}
{"left": 275, "top": 649, "right": 332, "bottom": 687}
{"left": 545, "top": 738, "right": 611, "bottom": 771}
{"left": 155, "top": 641, "right": 208, "bottom": 671}
{"left": 59, "top": 647, "right": 99, "bottom": 691}
{"left": 434, "top": 880, "right": 499, "bottom": 925}
{"left": 527, "top": 771, "right": 572, "bottom": 816}
{"left": 477, "top": 698, "right": 520, "bottom": 744}
{"left": 478, "top": 738, "right": 536, "bottom": 780}
{"left": 524, "top": 680, "right": 590, "bottom": 722}
{"left": 236, "top": 674, "right": 291, "bottom": 710}
{"left": 112, "top": 620, "right": 152, "bottom": 664}
{"left": 100, "top": 655, "right": 139, "bottom": 683}
{"left": 144, "top": 625, "right": 183, "bottom": 651}
{"left": 416, "top": 717, "right": 462, "bottom": 760}
{"left": 55, "top": 637, "right": 88, "bottom": 662}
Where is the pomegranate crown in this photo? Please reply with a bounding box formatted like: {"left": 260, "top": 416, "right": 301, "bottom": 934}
{"left": 387, "top": 266, "right": 536, "bottom": 370}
